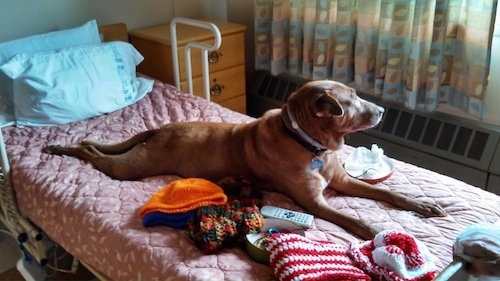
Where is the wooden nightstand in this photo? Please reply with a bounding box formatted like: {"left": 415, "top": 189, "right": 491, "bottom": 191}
{"left": 129, "top": 19, "right": 247, "bottom": 113}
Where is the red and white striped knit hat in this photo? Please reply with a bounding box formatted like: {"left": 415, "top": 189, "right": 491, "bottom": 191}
{"left": 348, "top": 230, "right": 437, "bottom": 281}
{"left": 269, "top": 233, "right": 371, "bottom": 281}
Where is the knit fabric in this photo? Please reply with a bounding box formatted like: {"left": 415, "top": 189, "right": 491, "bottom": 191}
{"left": 348, "top": 230, "right": 437, "bottom": 281}
{"left": 187, "top": 176, "right": 264, "bottom": 254}
{"left": 138, "top": 178, "right": 227, "bottom": 216}
{"left": 187, "top": 201, "right": 264, "bottom": 254}
{"left": 142, "top": 211, "right": 197, "bottom": 229}
{"left": 269, "top": 233, "right": 371, "bottom": 281}
{"left": 217, "top": 175, "right": 263, "bottom": 206}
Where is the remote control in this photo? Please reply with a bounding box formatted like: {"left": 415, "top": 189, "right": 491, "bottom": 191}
{"left": 260, "top": 205, "right": 314, "bottom": 228}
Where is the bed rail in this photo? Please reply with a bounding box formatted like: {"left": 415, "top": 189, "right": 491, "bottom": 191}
{"left": 0, "top": 129, "right": 51, "bottom": 266}
{"left": 169, "top": 17, "right": 222, "bottom": 101}
{"left": 0, "top": 22, "right": 138, "bottom": 279}
{"left": 433, "top": 258, "right": 467, "bottom": 281}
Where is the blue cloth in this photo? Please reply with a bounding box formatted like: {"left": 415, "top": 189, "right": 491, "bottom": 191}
{"left": 142, "top": 211, "right": 197, "bottom": 229}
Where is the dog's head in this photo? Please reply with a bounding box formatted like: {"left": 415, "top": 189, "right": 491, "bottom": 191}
{"left": 284, "top": 80, "right": 384, "bottom": 150}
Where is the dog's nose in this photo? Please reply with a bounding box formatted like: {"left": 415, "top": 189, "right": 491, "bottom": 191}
{"left": 378, "top": 106, "right": 385, "bottom": 116}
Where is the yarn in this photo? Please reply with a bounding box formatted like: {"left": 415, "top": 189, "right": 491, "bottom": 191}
{"left": 218, "top": 175, "right": 263, "bottom": 206}
{"left": 138, "top": 178, "right": 227, "bottom": 216}
{"left": 187, "top": 176, "right": 264, "bottom": 254}
{"left": 269, "top": 233, "right": 371, "bottom": 281}
{"left": 142, "top": 211, "right": 197, "bottom": 229}
{"left": 187, "top": 201, "right": 264, "bottom": 254}
{"left": 349, "top": 230, "right": 437, "bottom": 281}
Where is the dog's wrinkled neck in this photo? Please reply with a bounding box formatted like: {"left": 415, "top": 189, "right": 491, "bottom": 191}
{"left": 281, "top": 106, "right": 327, "bottom": 156}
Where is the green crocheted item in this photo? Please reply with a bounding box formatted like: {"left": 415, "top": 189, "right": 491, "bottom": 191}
{"left": 187, "top": 176, "right": 264, "bottom": 254}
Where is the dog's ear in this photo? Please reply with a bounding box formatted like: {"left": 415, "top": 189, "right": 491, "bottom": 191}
{"left": 315, "top": 92, "right": 344, "bottom": 117}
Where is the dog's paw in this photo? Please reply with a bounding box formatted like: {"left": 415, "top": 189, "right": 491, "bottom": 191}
{"left": 413, "top": 200, "right": 447, "bottom": 217}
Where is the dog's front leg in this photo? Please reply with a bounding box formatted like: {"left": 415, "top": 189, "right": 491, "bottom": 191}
{"left": 332, "top": 176, "right": 447, "bottom": 217}
{"left": 286, "top": 181, "right": 380, "bottom": 239}
{"left": 303, "top": 194, "right": 380, "bottom": 239}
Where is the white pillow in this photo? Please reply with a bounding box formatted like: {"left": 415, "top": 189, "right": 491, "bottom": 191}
{"left": 0, "top": 41, "right": 154, "bottom": 127}
{"left": 0, "top": 19, "right": 101, "bottom": 127}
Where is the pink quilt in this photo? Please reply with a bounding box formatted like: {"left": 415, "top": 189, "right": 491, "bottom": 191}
{"left": 3, "top": 78, "right": 500, "bottom": 280}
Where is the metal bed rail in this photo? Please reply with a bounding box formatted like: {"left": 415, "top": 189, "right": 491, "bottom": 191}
{"left": 169, "top": 17, "right": 222, "bottom": 101}
{"left": 0, "top": 128, "right": 52, "bottom": 266}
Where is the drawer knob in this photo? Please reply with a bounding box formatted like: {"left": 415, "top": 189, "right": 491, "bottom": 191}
{"left": 208, "top": 51, "right": 223, "bottom": 63}
{"left": 210, "top": 80, "right": 225, "bottom": 96}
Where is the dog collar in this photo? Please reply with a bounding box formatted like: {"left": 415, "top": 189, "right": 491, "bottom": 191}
{"left": 282, "top": 106, "right": 328, "bottom": 156}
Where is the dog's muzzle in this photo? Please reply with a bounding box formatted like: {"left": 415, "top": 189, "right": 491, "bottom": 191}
{"left": 376, "top": 106, "right": 385, "bottom": 123}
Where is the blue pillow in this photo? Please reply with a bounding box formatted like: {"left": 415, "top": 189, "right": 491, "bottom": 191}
{"left": 0, "top": 19, "right": 101, "bottom": 127}
{"left": 0, "top": 41, "right": 153, "bottom": 127}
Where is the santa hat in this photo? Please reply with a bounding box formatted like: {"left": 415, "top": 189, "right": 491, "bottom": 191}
{"left": 138, "top": 178, "right": 227, "bottom": 216}
{"left": 269, "top": 233, "right": 371, "bottom": 281}
{"left": 348, "top": 230, "right": 437, "bottom": 281}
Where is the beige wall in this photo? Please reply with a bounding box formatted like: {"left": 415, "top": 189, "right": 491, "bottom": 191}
{"left": 227, "top": 0, "right": 256, "bottom": 89}
{"left": 0, "top": 0, "right": 205, "bottom": 42}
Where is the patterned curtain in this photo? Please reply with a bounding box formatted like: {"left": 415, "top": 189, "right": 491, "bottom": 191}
{"left": 254, "top": 0, "right": 497, "bottom": 119}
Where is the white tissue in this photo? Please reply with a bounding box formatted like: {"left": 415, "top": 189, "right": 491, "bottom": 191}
{"left": 348, "top": 144, "right": 385, "bottom": 176}
{"left": 353, "top": 144, "right": 384, "bottom": 164}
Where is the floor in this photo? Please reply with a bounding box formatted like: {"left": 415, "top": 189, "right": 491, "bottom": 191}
{"left": 0, "top": 221, "right": 96, "bottom": 281}
{"left": 0, "top": 221, "right": 22, "bottom": 276}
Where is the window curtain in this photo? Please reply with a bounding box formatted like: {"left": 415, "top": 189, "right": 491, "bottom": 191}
{"left": 254, "top": 0, "right": 497, "bottom": 119}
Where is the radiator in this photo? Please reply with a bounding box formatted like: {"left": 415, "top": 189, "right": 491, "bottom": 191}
{"left": 248, "top": 71, "right": 500, "bottom": 194}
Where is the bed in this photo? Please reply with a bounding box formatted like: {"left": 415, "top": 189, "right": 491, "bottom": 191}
{"left": 1, "top": 20, "right": 500, "bottom": 281}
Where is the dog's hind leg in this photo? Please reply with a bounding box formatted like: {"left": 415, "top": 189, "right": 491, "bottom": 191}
{"left": 81, "top": 129, "right": 159, "bottom": 154}
{"left": 43, "top": 144, "right": 151, "bottom": 180}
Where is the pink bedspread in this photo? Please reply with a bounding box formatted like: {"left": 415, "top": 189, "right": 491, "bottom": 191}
{"left": 3, "top": 78, "right": 500, "bottom": 280}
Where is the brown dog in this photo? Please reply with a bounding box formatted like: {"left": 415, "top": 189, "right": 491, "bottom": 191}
{"left": 43, "top": 80, "right": 446, "bottom": 239}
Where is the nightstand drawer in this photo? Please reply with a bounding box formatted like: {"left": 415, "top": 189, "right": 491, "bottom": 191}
{"left": 219, "top": 95, "right": 246, "bottom": 114}
{"left": 129, "top": 19, "right": 247, "bottom": 113}
{"left": 176, "top": 32, "right": 245, "bottom": 82}
{"left": 181, "top": 65, "right": 246, "bottom": 105}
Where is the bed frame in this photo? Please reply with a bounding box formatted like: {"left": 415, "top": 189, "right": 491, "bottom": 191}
{"left": 0, "top": 18, "right": 221, "bottom": 280}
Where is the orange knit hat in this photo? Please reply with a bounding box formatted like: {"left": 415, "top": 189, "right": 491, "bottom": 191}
{"left": 138, "top": 178, "right": 228, "bottom": 216}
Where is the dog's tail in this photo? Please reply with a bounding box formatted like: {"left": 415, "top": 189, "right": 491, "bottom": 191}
{"left": 81, "top": 129, "right": 159, "bottom": 155}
